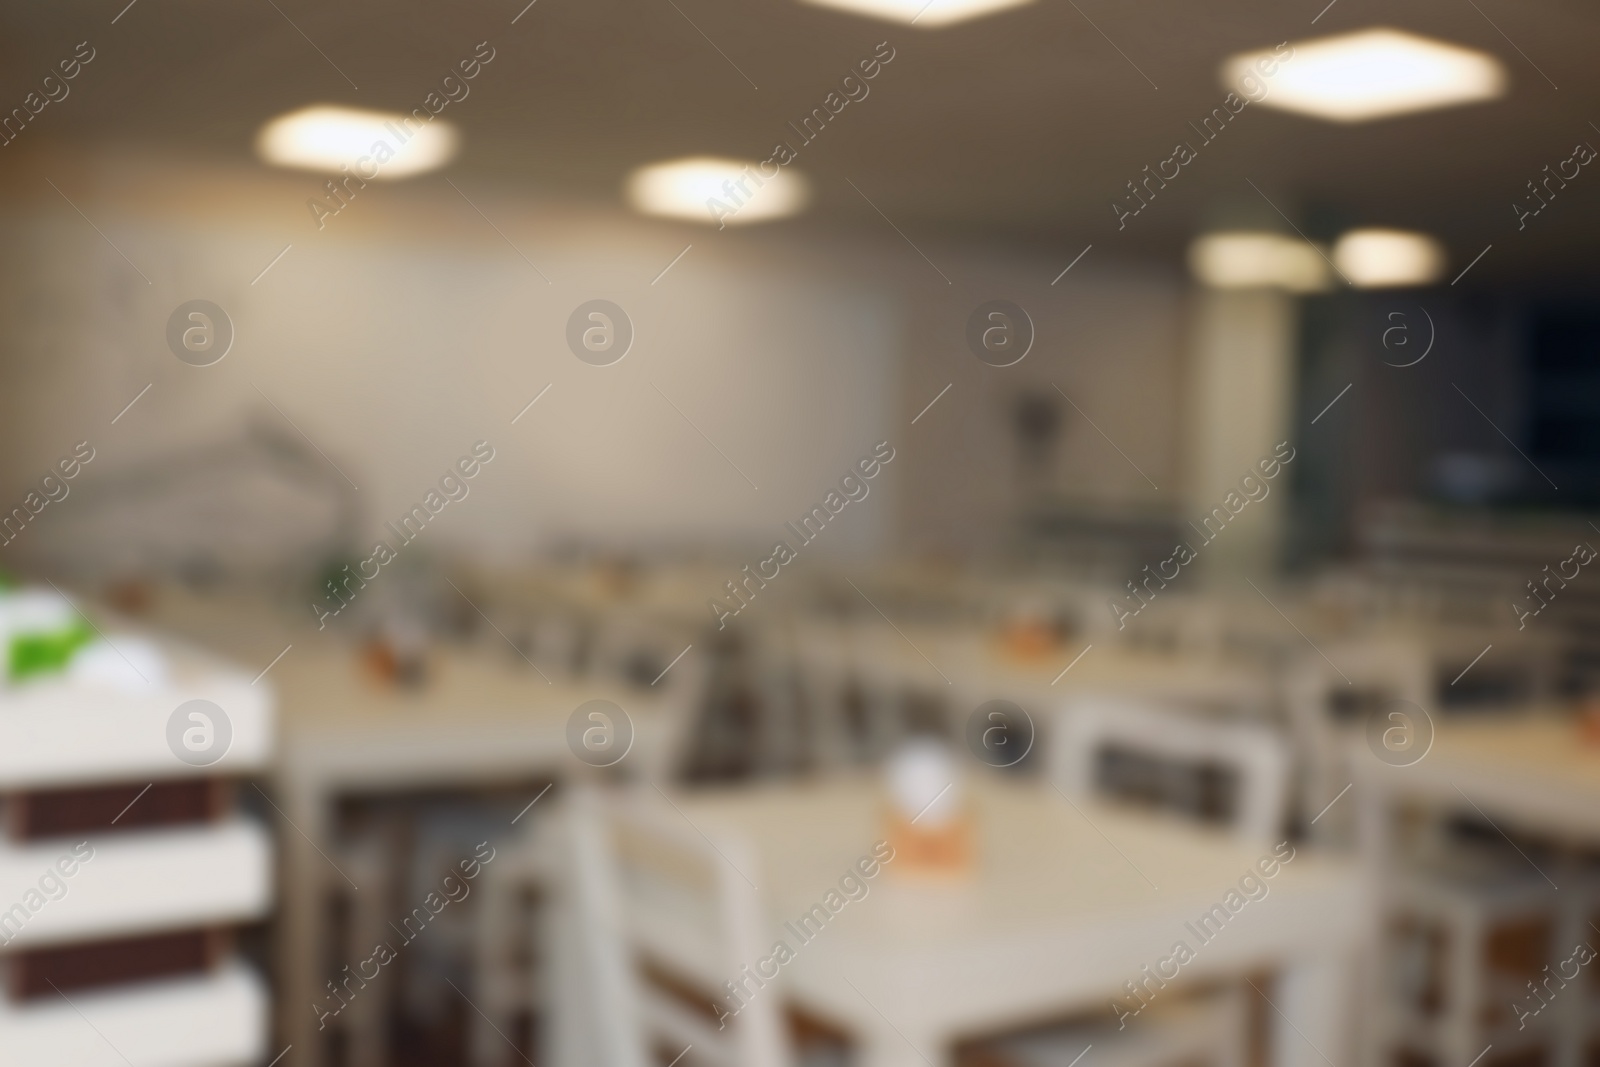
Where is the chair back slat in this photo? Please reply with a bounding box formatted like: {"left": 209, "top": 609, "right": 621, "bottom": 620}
{"left": 564, "top": 787, "right": 793, "bottom": 1067}
{"left": 1051, "top": 698, "right": 1290, "bottom": 841}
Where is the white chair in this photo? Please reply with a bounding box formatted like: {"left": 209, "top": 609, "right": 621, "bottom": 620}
{"left": 1432, "top": 625, "right": 1563, "bottom": 710}
{"left": 587, "top": 613, "right": 695, "bottom": 689}
{"left": 324, "top": 835, "right": 396, "bottom": 1067}
{"left": 1359, "top": 775, "right": 1579, "bottom": 1067}
{"left": 634, "top": 650, "right": 711, "bottom": 787}
{"left": 554, "top": 785, "right": 793, "bottom": 1067}
{"left": 1284, "top": 638, "right": 1431, "bottom": 843}
{"left": 467, "top": 650, "right": 709, "bottom": 1065}
{"left": 792, "top": 618, "right": 958, "bottom": 768}
{"left": 470, "top": 818, "right": 555, "bottom": 1067}
{"left": 996, "top": 701, "right": 1273, "bottom": 1067}
{"left": 789, "top": 621, "right": 869, "bottom": 768}
{"left": 746, "top": 619, "right": 814, "bottom": 775}
{"left": 1049, "top": 697, "right": 1291, "bottom": 842}
{"left": 578, "top": 612, "right": 708, "bottom": 784}
{"left": 1372, "top": 861, "right": 1565, "bottom": 1067}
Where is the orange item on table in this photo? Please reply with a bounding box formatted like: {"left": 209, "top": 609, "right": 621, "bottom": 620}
{"left": 1578, "top": 697, "right": 1600, "bottom": 745}
{"left": 883, "top": 805, "right": 973, "bottom": 875}
{"left": 994, "top": 619, "right": 1058, "bottom": 662}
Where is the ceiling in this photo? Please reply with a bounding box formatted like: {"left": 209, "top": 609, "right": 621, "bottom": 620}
{"left": 4, "top": 0, "right": 1599, "bottom": 283}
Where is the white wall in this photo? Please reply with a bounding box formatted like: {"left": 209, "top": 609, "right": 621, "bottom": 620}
{"left": 0, "top": 145, "right": 1190, "bottom": 578}
{"left": 1183, "top": 289, "right": 1298, "bottom": 576}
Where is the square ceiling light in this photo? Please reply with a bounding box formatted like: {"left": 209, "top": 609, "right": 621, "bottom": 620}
{"left": 798, "top": 0, "right": 1033, "bottom": 28}
{"left": 1223, "top": 28, "right": 1507, "bottom": 123}
{"left": 626, "top": 157, "right": 809, "bottom": 225}
{"left": 256, "top": 105, "right": 459, "bottom": 179}
{"left": 1333, "top": 228, "right": 1446, "bottom": 287}
{"left": 1189, "top": 233, "right": 1331, "bottom": 292}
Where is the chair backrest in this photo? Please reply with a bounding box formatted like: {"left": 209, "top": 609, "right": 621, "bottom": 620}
{"left": 746, "top": 619, "right": 810, "bottom": 775}
{"left": 561, "top": 787, "right": 793, "bottom": 1067}
{"left": 575, "top": 610, "right": 711, "bottom": 785}
{"left": 648, "top": 657, "right": 711, "bottom": 787}
{"left": 1284, "top": 638, "right": 1432, "bottom": 738}
{"left": 588, "top": 613, "right": 697, "bottom": 687}
{"left": 1049, "top": 697, "right": 1290, "bottom": 841}
{"left": 787, "top": 621, "right": 866, "bottom": 768}
{"left": 1282, "top": 638, "right": 1432, "bottom": 841}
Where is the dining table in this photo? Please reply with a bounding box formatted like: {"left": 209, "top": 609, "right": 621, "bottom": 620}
{"left": 265, "top": 642, "right": 682, "bottom": 1067}
{"left": 1353, "top": 709, "right": 1600, "bottom": 1067}
{"left": 679, "top": 772, "right": 1370, "bottom": 1067}
{"left": 781, "top": 616, "right": 1280, "bottom": 771}
{"left": 1356, "top": 710, "right": 1600, "bottom": 850}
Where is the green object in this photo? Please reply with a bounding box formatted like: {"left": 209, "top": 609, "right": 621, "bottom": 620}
{"left": 9, "top": 622, "right": 93, "bottom": 681}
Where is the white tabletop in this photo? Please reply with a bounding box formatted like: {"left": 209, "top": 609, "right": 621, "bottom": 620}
{"left": 271, "top": 644, "right": 676, "bottom": 789}
{"left": 1357, "top": 712, "right": 1600, "bottom": 843}
{"left": 793, "top": 619, "right": 1275, "bottom": 714}
{"left": 680, "top": 774, "right": 1366, "bottom": 1064}
{"left": 134, "top": 584, "right": 679, "bottom": 787}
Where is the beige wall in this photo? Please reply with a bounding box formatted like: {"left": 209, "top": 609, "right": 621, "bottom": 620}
{"left": 0, "top": 145, "right": 1193, "bottom": 577}
{"left": 896, "top": 251, "right": 1188, "bottom": 560}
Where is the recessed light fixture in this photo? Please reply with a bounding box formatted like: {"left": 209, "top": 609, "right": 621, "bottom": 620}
{"left": 1333, "top": 228, "right": 1446, "bottom": 287}
{"left": 797, "top": 0, "right": 1032, "bottom": 27}
{"left": 1189, "top": 232, "right": 1331, "bottom": 292}
{"left": 256, "top": 105, "right": 459, "bottom": 179}
{"left": 1223, "top": 28, "right": 1507, "bottom": 123}
{"left": 626, "top": 157, "right": 809, "bottom": 226}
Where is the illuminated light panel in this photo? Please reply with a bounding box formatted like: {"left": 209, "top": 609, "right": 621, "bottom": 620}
{"left": 1334, "top": 228, "right": 1447, "bottom": 287}
{"left": 797, "top": 0, "right": 1033, "bottom": 28}
{"left": 1189, "top": 232, "right": 1331, "bottom": 292}
{"left": 255, "top": 105, "right": 459, "bottom": 179}
{"left": 625, "top": 157, "right": 809, "bottom": 226}
{"left": 1223, "top": 28, "right": 1507, "bottom": 123}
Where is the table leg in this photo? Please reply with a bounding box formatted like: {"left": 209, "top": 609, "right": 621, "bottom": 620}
{"left": 1270, "top": 952, "right": 1356, "bottom": 1067}
{"left": 277, "top": 777, "right": 331, "bottom": 1067}
{"left": 811, "top": 666, "right": 855, "bottom": 768}
{"left": 1356, "top": 775, "right": 1393, "bottom": 1067}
